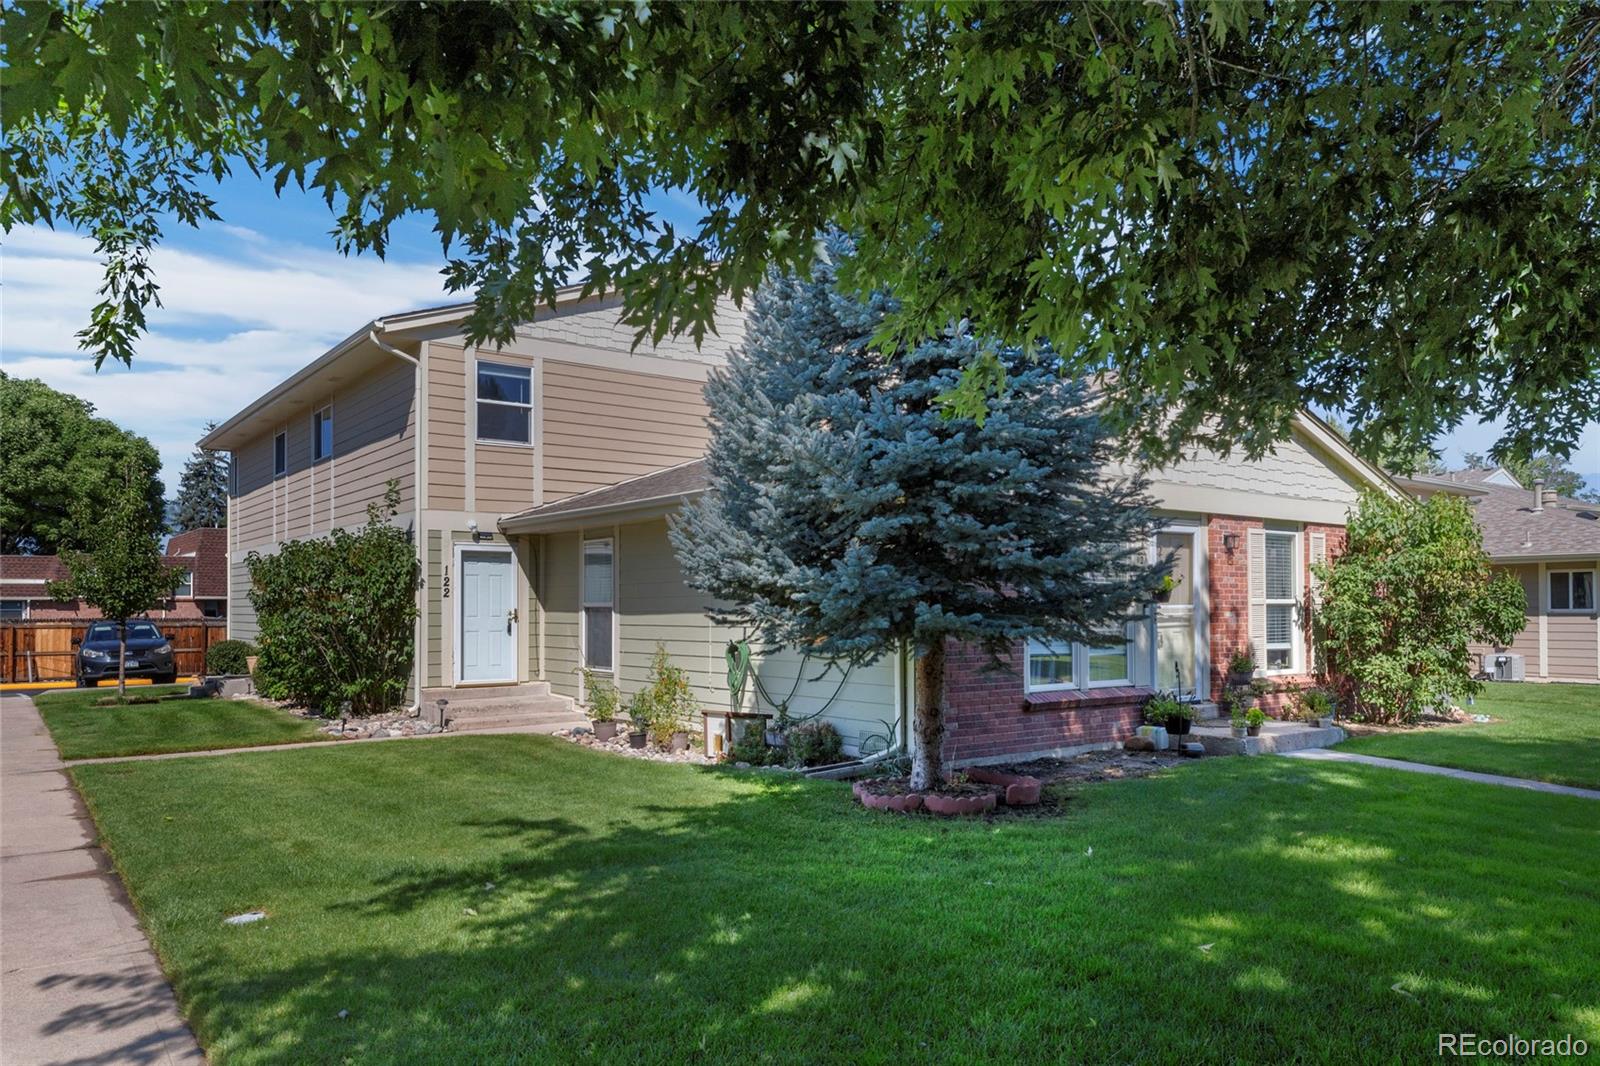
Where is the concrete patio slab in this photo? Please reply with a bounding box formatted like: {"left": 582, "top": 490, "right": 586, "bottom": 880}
{"left": 1283, "top": 747, "right": 1600, "bottom": 800}
{"left": 1, "top": 693, "right": 204, "bottom": 1065}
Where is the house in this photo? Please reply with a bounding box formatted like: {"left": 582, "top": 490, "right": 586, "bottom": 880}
{"left": 1393, "top": 468, "right": 1600, "bottom": 684}
{"left": 0, "top": 528, "right": 228, "bottom": 622}
{"left": 202, "top": 293, "right": 1401, "bottom": 765}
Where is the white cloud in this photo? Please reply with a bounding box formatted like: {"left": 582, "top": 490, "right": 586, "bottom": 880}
{"left": 2, "top": 223, "right": 452, "bottom": 495}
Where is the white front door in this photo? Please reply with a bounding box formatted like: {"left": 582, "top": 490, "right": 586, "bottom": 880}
{"left": 459, "top": 548, "right": 516, "bottom": 683}
{"left": 1154, "top": 528, "right": 1206, "bottom": 699}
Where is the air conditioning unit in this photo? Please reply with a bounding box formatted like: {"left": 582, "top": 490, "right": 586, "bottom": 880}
{"left": 1483, "top": 652, "right": 1525, "bottom": 682}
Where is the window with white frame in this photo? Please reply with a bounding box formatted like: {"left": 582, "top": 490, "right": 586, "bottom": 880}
{"left": 476, "top": 362, "right": 532, "bottom": 444}
{"left": 1550, "top": 570, "right": 1595, "bottom": 613}
{"left": 1024, "top": 625, "right": 1134, "bottom": 693}
{"left": 582, "top": 538, "right": 615, "bottom": 671}
{"left": 312, "top": 406, "right": 333, "bottom": 461}
{"left": 1263, "top": 529, "right": 1298, "bottom": 671}
{"left": 273, "top": 431, "right": 287, "bottom": 476}
{"left": 174, "top": 569, "right": 193, "bottom": 598}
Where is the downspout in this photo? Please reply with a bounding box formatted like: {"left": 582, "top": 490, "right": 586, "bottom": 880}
{"left": 370, "top": 323, "right": 424, "bottom": 716}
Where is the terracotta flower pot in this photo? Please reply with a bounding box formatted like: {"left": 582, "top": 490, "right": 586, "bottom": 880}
{"left": 593, "top": 720, "right": 619, "bottom": 742}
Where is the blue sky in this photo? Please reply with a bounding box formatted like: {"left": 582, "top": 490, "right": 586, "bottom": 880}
{"left": 3, "top": 171, "right": 1597, "bottom": 497}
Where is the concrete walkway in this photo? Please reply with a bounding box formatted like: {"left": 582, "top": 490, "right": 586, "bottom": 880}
{"left": 1284, "top": 747, "right": 1600, "bottom": 800}
{"left": 1, "top": 694, "right": 203, "bottom": 1065}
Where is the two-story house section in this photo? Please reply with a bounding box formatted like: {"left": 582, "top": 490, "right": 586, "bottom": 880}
{"left": 206, "top": 287, "right": 1397, "bottom": 763}
{"left": 201, "top": 290, "right": 746, "bottom": 718}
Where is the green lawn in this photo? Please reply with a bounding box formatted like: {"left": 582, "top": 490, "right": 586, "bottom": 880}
{"left": 38, "top": 685, "right": 324, "bottom": 759}
{"left": 72, "top": 736, "right": 1600, "bottom": 1064}
{"left": 1341, "top": 682, "right": 1600, "bottom": 791}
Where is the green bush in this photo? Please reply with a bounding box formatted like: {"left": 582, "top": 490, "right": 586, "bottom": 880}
{"left": 1142, "top": 692, "right": 1185, "bottom": 725}
{"left": 1314, "top": 492, "right": 1525, "bottom": 724}
{"left": 638, "top": 644, "right": 698, "bottom": 746}
{"left": 580, "top": 667, "right": 619, "bottom": 722}
{"left": 785, "top": 720, "right": 844, "bottom": 768}
{"left": 247, "top": 484, "right": 420, "bottom": 716}
{"left": 205, "top": 639, "right": 258, "bottom": 676}
{"left": 729, "top": 725, "right": 782, "bottom": 766}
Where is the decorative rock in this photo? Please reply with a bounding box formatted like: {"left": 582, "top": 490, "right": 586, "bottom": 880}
{"left": 1179, "top": 742, "right": 1205, "bottom": 758}
{"left": 553, "top": 726, "right": 718, "bottom": 765}
{"left": 1135, "top": 725, "right": 1169, "bottom": 750}
{"left": 1124, "top": 736, "right": 1156, "bottom": 752}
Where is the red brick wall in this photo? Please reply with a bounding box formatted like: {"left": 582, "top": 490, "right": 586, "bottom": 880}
{"left": 1207, "top": 517, "right": 1346, "bottom": 715}
{"left": 941, "top": 640, "right": 1148, "bottom": 764}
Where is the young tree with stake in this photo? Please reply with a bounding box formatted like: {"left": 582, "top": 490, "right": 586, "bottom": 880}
{"left": 49, "top": 465, "right": 184, "bottom": 701}
{"left": 671, "top": 239, "right": 1164, "bottom": 789}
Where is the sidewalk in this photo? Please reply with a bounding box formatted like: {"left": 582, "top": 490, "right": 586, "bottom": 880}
{"left": 1284, "top": 747, "right": 1600, "bottom": 801}
{"left": 0, "top": 693, "right": 203, "bottom": 1065}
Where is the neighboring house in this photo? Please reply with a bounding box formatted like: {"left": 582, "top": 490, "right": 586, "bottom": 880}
{"left": 203, "top": 293, "right": 1400, "bottom": 766}
{"left": 1393, "top": 468, "right": 1600, "bottom": 684}
{"left": 0, "top": 528, "right": 228, "bottom": 622}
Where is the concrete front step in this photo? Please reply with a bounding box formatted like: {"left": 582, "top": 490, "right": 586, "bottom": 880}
{"left": 450, "top": 711, "right": 587, "bottom": 734}
{"left": 1190, "top": 724, "right": 1346, "bottom": 757}
{"left": 446, "top": 696, "right": 577, "bottom": 719}
{"left": 422, "top": 682, "right": 553, "bottom": 704}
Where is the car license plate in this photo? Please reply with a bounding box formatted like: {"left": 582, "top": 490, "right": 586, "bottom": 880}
{"left": 125, "top": 658, "right": 141, "bottom": 667}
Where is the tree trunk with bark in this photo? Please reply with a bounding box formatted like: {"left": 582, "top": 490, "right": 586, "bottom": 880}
{"left": 909, "top": 641, "right": 947, "bottom": 791}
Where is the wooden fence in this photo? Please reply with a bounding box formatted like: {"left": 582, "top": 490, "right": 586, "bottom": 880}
{"left": 0, "top": 621, "right": 229, "bottom": 683}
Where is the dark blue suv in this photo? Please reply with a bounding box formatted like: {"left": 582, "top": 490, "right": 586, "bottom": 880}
{"left": 74, "top": 620, "right": 178, "bottom": 687}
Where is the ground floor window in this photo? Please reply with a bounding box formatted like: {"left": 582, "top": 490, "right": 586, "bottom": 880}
{"left": 0, "top": 599, "right": 27, "bottom": 620}
{"left": 1025, "top": 625, "right": 1134, "bottom": 693}
{"left": 582, "top": 538, "right": 614, "bottom": 671}
{"left": 1263, "top": 529, "right": 1298, "bottom": 672}
{"left": 1549, "top": 570, "right": 1595, "bottom": 613}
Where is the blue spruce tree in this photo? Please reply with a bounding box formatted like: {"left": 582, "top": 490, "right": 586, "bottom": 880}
{"left": 671, "top": 236, "right": 1164, "bottom": 789}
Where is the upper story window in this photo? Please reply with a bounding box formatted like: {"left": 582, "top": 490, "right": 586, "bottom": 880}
{"left": 477, "top": 362, "right": 532, "bottom": 445}
{"left": 1550, "top": 570, "right": 1595, "bottom": 613}
{"left": 312, "top": 406, "right": 333, "bottom": 462}
{"left": 174, "top": 569, "right": 193, "bottom": 598}
{"left": 1263, "top": 529, "right": 1298, "bottom": 671}
{"left": 273, "top": 431, "right": 287, "bottom": 477}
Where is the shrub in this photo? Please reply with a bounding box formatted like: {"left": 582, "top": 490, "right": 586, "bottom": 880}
{"left": 1227, "top": 649, "right": 1256, "bottom": 675}
{"left": 1292, "top": 688, "right": 1337, "bottom": 723}
{"left": 625, "top": 689, "right": 659, "bottom": 738}
{"left": 205, "top": 639, "right": 257, "bottom": 676}
{"left": 1245, "top": 706, "right": 1267, "bottom": 729}
{"left": 1314, "top": 492, "right": 1525, "bottom": 724}
{"left": 1143, "top": 692, "right": 1186, "bottom": 725}
{"left": 729, "top": 725, "right": 782, "bottom": 766}
{"left": 785, "top": 720, "right": 844, "bottom": 768}
{"left": 580, "top": 668, "right": 618, "bottom": 722}
{"left": 247, "top": 484, "right": 420, "bottom": 716}
{"left": 639, "top": 644, "right": 698, "bottom": 745}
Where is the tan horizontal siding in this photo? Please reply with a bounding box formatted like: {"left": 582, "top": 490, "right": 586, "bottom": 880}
{"left": 427, "top": 342, "right": 467, "bottom": 510}
{"left": 331, "top": 361, "right": 416, "bottom": 524}
{"left": 476, "top": 444, "right": 537, "bottom": 513}
{"left": 1548, "top": 613, "right": 1600, "bottom": 681}
{"left": 541, "top": 360, "right": 708, "bottom": 501}
{"left": 541, "top": 531, "right": 581, "bottom": 699}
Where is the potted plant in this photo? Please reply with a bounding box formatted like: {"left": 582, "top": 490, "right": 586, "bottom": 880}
{"left": 643, "top": 644, "right": 696, "bottom": 752}
{"left": 1154, "top": 572, "right": 1182, "bottom": 603}
{"left": 625, "top": 690, "right": 653, "bottom": 749}
{"left": 1144, "top": 692, "right": 1191, "bottom": 737}
{"left": 1298, "top": 688, "right": 1338, "bottom": 728}
{"left": 1245, "top": 706, "right": 1267, "bottom": 737}
{"left": 1229, "top": 705, "right": 1248, "bottom": 739}
{"left": 1226, "top": 649, "right": 1256, "bottom": 687}
{"left": 580, "top": 668, "right": 620, "bottom": 741}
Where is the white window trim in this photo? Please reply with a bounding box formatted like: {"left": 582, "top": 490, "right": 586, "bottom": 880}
{"left": 579, "top": 535, "right": 617, "bottom": 674}
{"left": 0, "top": 599, "right": 29, "bottom": 621}
{"left": 1548, "top": 569, "right": 1597, "bottom": 614}
{"left": 451, "top": 542, "right": 519, "bottom": 686}
{"left": 474, "top": 359, "right": 534, "bottom": 447}
{"left": 312, "top": 404, "right": 333, "bottom": 463}
{"left": 1262, "top": 528, "right": 1302, "bottom": 676}
{"left": 174, "top": 570, "right": 194, "bottom": 599}
{"left": 1024, "top": 627, "right": 1134, "bottom": 693}
{"left": 273, "top": 430, "right": 288, "bottom": 477}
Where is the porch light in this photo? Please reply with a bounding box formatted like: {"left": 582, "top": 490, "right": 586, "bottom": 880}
{"left": 1222, "top": 532, "right": 1240, "bottom": 554}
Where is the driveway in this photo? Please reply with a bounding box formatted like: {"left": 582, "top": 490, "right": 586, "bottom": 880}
{"left": 1, "top": 693, "right": 203, "bottom": 1065}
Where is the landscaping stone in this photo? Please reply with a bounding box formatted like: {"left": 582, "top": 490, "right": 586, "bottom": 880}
{"left": 964, "top": 767, "right": 1043, "bottom": 806}
{"left": 1135, "top": 724, "right": 1169, "bottom": 750}
{"left": 555, "top": 727, "right": 717, "bottom": 765}
{"left": 1123, "top": 736, "right": 1156, "bottom": 752}
{"left": 296, "top": 710, "right": 444, "bottom": 740}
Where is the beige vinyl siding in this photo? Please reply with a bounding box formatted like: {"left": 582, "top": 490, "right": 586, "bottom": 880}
{"left": 478, "top": 445, "right": 537, "bottom": 512}
{"left": 617, "top": 520, "right": 722, "bottom": 706}
{"left": 426, "top": 531, "right": 443, "bottom": 686}
{"left": 427, "top": 342, "right": 468, "bottom": 510}
{"left": 1548, "top": 612, "right": 1600, "bottom": 681}
{"left": 229, "top": 554, "right": 258, "bottom": 641}
{"left": 518, "top": 293, "right": 747, "bottom": 364}
{"left": 1508, "top": 565, "right": 1543, "bottom": 665}
{"left": 541, "top": 531, "right": 582, "bottom": 699}
{"left": 231, "top": 433, "right": 278, "bottom": 548}
{"left": 330, "top": 360, "right": 417, "bottom": 524}
{"left": 542, "top": 362, "right": 709, "bottom": 500}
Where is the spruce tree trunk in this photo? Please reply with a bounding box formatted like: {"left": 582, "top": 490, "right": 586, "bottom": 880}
{"left": 909, "top": 641, "right": 947, "bottom": 791}
{"left": 116, "top": 621, "right": 127, "bottom": 702}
